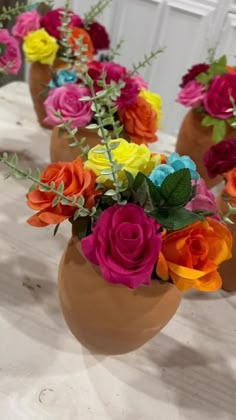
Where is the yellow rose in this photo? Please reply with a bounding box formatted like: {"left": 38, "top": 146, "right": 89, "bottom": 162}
{"left": 23, "top": 29, "right": 58, "bottom": 65}
{"left": 84, "top": 138, "right": 152, "bottom": 184}
{"left": 139, "top": 89, "right": 162, "bottom": 128}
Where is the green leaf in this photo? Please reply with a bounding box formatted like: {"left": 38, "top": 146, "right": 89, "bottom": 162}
{"left": 104, "top": 189, "right": 118, "bottom": 196}
{"left": 101, "top": 168, "right": 113, "bottom": 175}
{"left": 160, "top": 169, "right": 192, "bottom": 207}
{"left": 133, "top": 172, "right": 147, "bottom": 191}
{"left": 201, "top": 115, "right": 217, "bottom": 127}
{"left": 57, "top": 182, "right": 64, "bottom": 194}
{"left": 79, "top": 96, "right": 92, "bottom": 102}
{"left": 208, "top": 55, "right": 226, "bottom": 77}
{"left": 28, "top": 183, "right": 37, "bottom": 193}
{"left": 109, "top": 141, "right": 120, "bottom": 150}
{"left": 39, "top": 184, "right": 49, "bottom": 192}
{"left": 86, "top": 123, "right": 98, "bottom": 129}
{"left": 77, "top": 195, "right": 85, "bottom": 206}
{"left": 212, "top": 119, "right": 226, "bottom": 143}
{"left": 196, "top": 72, "right": 211, "bottom": 86}
{"left": 124, "top": 170, "right": 134, "bottom": 188}
{"left": 52, "top": 196, "right": 61, "bottom": 207}
{"left": 152, "top": 207, "right": 203, "bottom": 231}
{"left": 61, "top": 198, "right": 70, "bottom": 205}
{"left": 34, "top": 168, "right": 41, "bottom": 181}
{"left": 0, "top": 43, "right": 6, "bottom": 57}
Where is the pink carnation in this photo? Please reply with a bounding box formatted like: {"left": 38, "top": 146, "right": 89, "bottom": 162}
{"left": 12, "top": 10, "right": 40, "bottom": 40}
{"left": 44, "top": 84, "right": 92, "bottom": 129}
{"left": 0, "top": 29, "right": 21, "bottom": 74}
{"left": 176, "top": 80, "right": 205, "bottom": 108}
{"left": 81, "top": 203, "right": 162, "bottom": 289}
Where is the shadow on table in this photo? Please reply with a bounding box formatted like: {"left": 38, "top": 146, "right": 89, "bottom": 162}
{"left": 184, "top": 289, "right": 236, "bottom": 302}
{"left": 84, "top": 333, "right": 236, "bottom": 420}
{"left": 0, "top": 146, "right": 48, "bottom": 173}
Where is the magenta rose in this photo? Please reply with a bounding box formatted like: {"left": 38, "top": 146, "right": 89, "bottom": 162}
{"left": 176, "top": 80, "right": 205, "bottom": 108}
{"left": 132, "top": 74, "right": 147, "bottom": 89}
{"left": 0, "top": 29, "right": 21, "bottom": 74}
{"left": 87, "top": 22, "right": 110, "bottom": 53}
{"left": 204, "top": 73, "right": 236, "bottom": 119}
{"left": 180, "top": 63, "right": 209, "bottom": 88}
{"left": 117, "top": 76, "right": 140, "bottom": 109}
{"left": 40, "top": 8, "right": 83, "bottom": 40}
{"left": 81, "top": 203, "right": 162, "bottom": 289}
{"left": 44, "top": 84, "right": 92, "bottom": 128}
{"left": 86, "top": 60, "right": 103, "bottom": 92}
{"left": 12, "top": 10, "right": 40, "bottom": 40}
{"left": 203, "top": 138, "right": 236, "bottom": 178}
{"left": 103, "top": 62, "right": 127, "bottom": 84}
{"left": 185, "top": 179, "right": 219, "bottom": 219}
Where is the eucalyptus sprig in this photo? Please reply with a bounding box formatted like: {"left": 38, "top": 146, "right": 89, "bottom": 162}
{"left": 83, "top": 0, "right": 112, "bottom": 28}
{"left": 0, "top": 152, "right": 95, "bottom": 219}
{"left": 130, "top": 47, "right": 165, "bottom": 76}
{"left": 58, "top": 0, "right": 73, "bottom": 68}
{"left": 53, "top": 110, "right": 89, "bottom": 158}
{"left": 0, "top": 1, "right": 53, "bottom": 27}
{"left": 107, "top": 38, "right": 125, "bottom": 61}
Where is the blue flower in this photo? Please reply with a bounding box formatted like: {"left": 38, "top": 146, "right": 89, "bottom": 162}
{"left": 48, "top": 68, "right": 78, "bottom": 89}
{"left": 149, "top": 153, "right": 199, "bottom": 187}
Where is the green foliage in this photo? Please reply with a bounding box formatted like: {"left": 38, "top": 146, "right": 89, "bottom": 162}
{"left": 83, "top": 0, "right": 112, "bottom": 27}
{"left": 151, "top": 207, "right": 203, "bottom": 230}
{"left": 196, "top": 55, "right": 227, "bottom": 87}
{"left": 131, "top": 48, "right": 165, "bottom": 76}
{"left": 0, "top": 43, "right": 6, "bottom": 57}
{"left": 0, "top": 1, "right": 53, "bottom": 27}
{"left": 160, "top": 169, "right": 192, "bottom": 206}
{"left": 201, "top": 115, "right": 226, "bottom": 143}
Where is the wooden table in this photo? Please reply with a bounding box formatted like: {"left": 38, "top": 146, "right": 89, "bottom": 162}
{"left": 0, "top": 82, "right": 235, "bottom": 420}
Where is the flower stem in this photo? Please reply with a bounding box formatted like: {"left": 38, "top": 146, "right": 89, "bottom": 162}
{"left": 130, "top": 48, "right": 165, "bottom": 76}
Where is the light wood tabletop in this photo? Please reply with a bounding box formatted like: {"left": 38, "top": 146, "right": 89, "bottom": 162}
{"left": 0, "top": 82, "right": 235, "bottom": 420}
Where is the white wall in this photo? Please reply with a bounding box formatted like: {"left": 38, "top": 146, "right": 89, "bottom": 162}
{"left": 53, "top": 0, "right": 236, "bottom": 136}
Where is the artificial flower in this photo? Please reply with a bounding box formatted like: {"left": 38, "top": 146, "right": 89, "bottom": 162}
{"left": 103, "top": 61, "right": 127, "bottom": 84}
{"left": 139, "top": 89, "right": 162, "bottom": 128}
{"left": 27, "top": 159, "right": 99, "bottom": 227}
{"left": 117, "top": 76, "right": 140, "bottom": 109}
{"left": 44, "top": 84, "right": 92, "bottom": 129}
{"left": 84, "top": 138, "right": 151, "bottom": 183}
{"left": 12, "top": 10, "right": 40, "bottom": 40}
{"left": 180, "top": 63, "right": 209, "bottom": 88}
{"left": 118, "top": 96, "right": 157, "bottom": 145}
{"left": 48, "top": 68, "right": 78, "bottom": 88}
{"left": 149, "top": 153, "right": 199, "bottom": 186}
{"left": 0, "top": 29, "right": 21, "bottom": 74}
{"left": 23, "top": 28, "right": 58, "bottom": 65}
{"left": 132, "top": 74, "right": 147, "bottom": 89}
{"left": 40, "top": 8, "right": 83, "bottom": 40}
{"left": 87, "top": 21, "right": 110, "bottom": 53}
{"left": 226, "top": 66, "right": 236, "bottom": 74}
{"left": 69, "top": 27, "right": 94, "bottom": 61}
{"left": 156, "top": 218, "right": 232, "bottom": 291}
{"left": 223, "top": 168, "right": 236, "bottom": 202}
{"left": 176, "top": 80, "right": 205, "bottom": 108}
{"left": 81, "top": 203, "right": 162, "bottom": 289}
{"left": 203, "top": 138, "right": 236, "bottom": 178}
{"left": 204, "top": 73, "right": 236, "bottom": 119}
{"left": 185, "top": 179, "right": 219, "bottom": 218}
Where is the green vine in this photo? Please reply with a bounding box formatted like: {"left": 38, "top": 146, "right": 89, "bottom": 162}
{"left": 130, "top": 48, "right": 165, "bottom": 76}
{"left": 58, "top": 0, "right": 74, "bottom": 67}
{"left": 107, "top": 38, "right": 124, "bottom": 61}
{"left": 83, "top": 0, "right": 112, "bottom": 28}
{"left": 0, "top": 1, "right": 53, "bottom": 27}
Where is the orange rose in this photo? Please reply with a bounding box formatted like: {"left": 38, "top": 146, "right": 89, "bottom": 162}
{"left": 118, "top": 96, "right": 157, "bottom": 145}
{"left": 69, "top": 27, "right": 94, "bottom": 61}
{"left": 223, "top": 168, "right": 236, "bottom": 202}
{"left": 26, "top": 159, "right": 99, "bottom": 227}
{"left": 156, "top": 218, "right": 232, "bottom": 292}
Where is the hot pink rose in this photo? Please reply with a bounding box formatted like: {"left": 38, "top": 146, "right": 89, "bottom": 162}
{"left": 40, "top": 8, "right": 83, "bottom": 40}
{"left": 12, "top": 10, "right": 40, "bottom": 40}
{"left": 44, "top": 84, "right": 92, "bottom": 128}
{"left": 176, "top": 80, "right": 205, "bottom": 107}
{"left": 103, "top": 62, "right": 127, "bottom": 84}
{"left": 0, "top": 29, "right": 21, "bottom": 74}
{"left": 117, "top": 76, "right": 140, "bottom": 109}
{"left": 132, "top": 74, "right": 148, "bottom": 89}
{"left": 87, "top": 21, "right": 110, "bottom": 53}
{"left": 81, "top": 203, "right": 162, "bottom": 289}
{"left": 185, "top": 179, "right": 219, "bottom": 219}
{"left": 204, "top": 73, "right": 236, "bottom": 119}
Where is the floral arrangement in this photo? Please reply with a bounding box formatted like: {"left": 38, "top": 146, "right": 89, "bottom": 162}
{"left": 176, "top": 54, "right": 236, "bottom": 143}
{"left": 0, "top": 67, "right": 232, "bottom": 292}
{"left": 12, "top": 0, "right": 111, "bottom": 67}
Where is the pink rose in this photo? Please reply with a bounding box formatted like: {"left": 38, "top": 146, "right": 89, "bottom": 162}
{"left": 204, "top": 73, "right": 236, "bottom": 119}
{"left": 12, "top": 10, "right": 40, "bottom": 40}
{"left": 44, "top": 84, "right": 92, "bottom": 129}
{"left": 40, "top": 8, "right": 83, "bottom": 40}
{"left": 81, "top": 203, "right": 162, "bottom": 289}
{"left": 185, "top": 179, "right": 219, "bottom": 219}
{"left": 117, "top": 76, "right": 140, "bottom": 109}
{"left": 132, "top": 74, "right": 148, "bottom": 89}
{"left": 87, "top": 21, "right": 110, "bottom": 53}
{"left": 176, "top": 80, "right": 205, "bottom": 107}
{"left": 0, "top": 29, "right": 21, "bottom": 74}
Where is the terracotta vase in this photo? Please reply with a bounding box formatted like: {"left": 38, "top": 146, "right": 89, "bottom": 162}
{"left": 50, "top": 127, "right": 101, "bottom": 162}
{"left": 216, "top": 194, "right": 236, "bottom": 292}
{"left": 175, "top": 110, "right": 236, "bottom": 189}
{"left": 58, "top": 235, "right": 182, "bottom": 355}
{"left": 29, "top": 60, "right": 65, "bottom": 129}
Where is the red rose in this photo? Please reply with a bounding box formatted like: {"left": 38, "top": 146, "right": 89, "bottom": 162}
{"left": 87, "top": 22, "right": 110, "bottom": 53}
{"left": 180, "top": 63, "right": 209, "bottom": 88}
{"left": 203, "top": 138, "right": 236, "bottom": 178}
{"left": 204, "top": 73, "right": 236, "bottom": 119}
{"left": 40, "top": 8, "right": 82, "bottom": 40}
